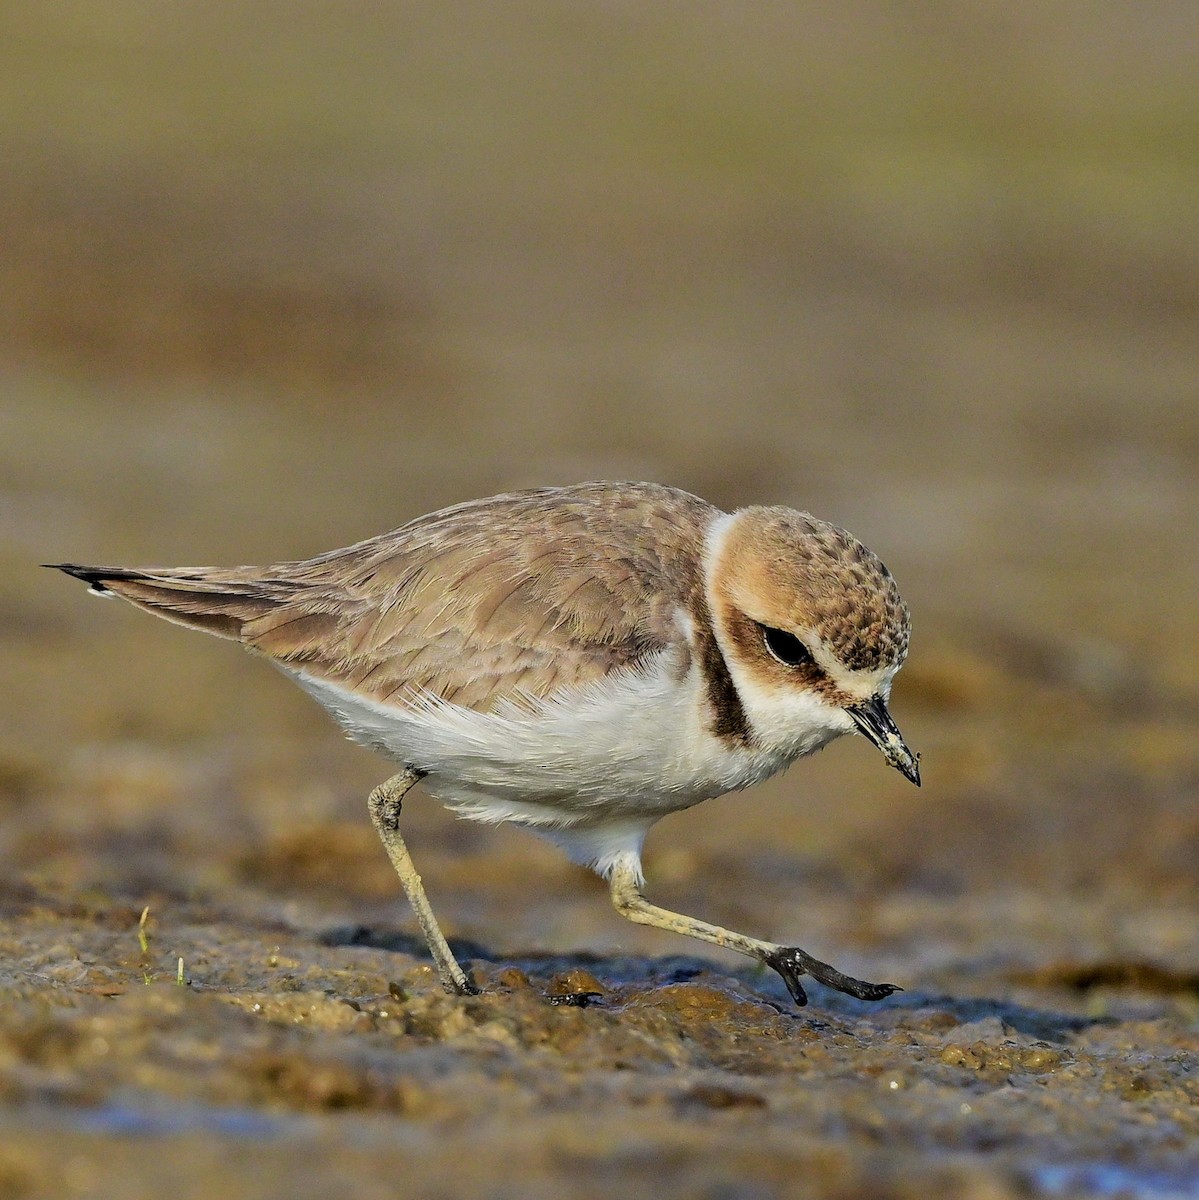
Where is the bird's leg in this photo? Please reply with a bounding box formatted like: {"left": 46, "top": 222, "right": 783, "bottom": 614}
{"left": 367, "top": 769, "right": 479, "bottom": 996}
{"left": 607, "top": 862, "right": 899, "bottom": 1007}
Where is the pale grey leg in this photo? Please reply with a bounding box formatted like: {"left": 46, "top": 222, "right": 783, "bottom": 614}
{"left": 608, "top": 861, "right": 899, "bottom": 1007}
{"left": 367, "top": 769, "right": 478, "bottom": 996}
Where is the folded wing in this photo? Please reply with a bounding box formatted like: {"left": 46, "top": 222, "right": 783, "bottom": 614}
{"left": 50, "top": 482, "right": 716, "bottom": 713}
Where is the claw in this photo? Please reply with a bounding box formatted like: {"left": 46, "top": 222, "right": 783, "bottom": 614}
{"left": 762, "top": 946, "right": 900, "bottom": 1007}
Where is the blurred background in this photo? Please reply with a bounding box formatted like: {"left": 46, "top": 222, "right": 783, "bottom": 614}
{"left": 2, "top": 1, "right": 1197, "bottom": 968}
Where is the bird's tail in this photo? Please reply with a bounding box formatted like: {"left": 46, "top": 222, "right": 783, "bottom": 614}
{"left": 46, "top": 562, "right": 287, "bottom": 642}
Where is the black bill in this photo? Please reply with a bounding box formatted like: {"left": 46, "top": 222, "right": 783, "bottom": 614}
{"left": 846, "top": 694, "right": 921, "bottom": 786}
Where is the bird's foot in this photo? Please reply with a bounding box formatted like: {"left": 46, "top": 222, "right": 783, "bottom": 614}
{"left": 762, "top": 945, "right": 901, "bottom": 1008}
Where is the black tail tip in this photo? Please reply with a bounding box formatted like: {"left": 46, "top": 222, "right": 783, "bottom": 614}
{"left": 44, "top": 563, "right": 119, "bottom": 595}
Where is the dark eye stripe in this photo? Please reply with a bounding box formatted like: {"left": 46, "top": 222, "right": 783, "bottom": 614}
{"left": 759, "top": 625, "right": 814, "bottom": 668}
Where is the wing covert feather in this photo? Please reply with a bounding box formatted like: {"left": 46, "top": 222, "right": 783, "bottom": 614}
{"left": 240, "top": 482, "right": 718, "bottom": 711}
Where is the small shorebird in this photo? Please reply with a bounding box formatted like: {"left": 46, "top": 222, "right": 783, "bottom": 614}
{"left": 50, "top": 481, "right": 919, "bottom": 1006}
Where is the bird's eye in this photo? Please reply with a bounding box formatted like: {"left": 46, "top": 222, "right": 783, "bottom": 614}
{"left": 760, "top": 625, "right": 814, "bottom": 668}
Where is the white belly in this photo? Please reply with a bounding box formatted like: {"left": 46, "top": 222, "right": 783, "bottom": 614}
{"left": 288, "top": 654, "right": 794, "bottom": 829}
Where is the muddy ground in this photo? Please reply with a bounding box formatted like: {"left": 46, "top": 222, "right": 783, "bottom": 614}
{"left": 2, "top": 4, "right": 1198, "bottom": 1198}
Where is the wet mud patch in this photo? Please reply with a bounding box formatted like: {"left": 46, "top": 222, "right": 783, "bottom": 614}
{"left": 0, "top": 842, "right": 1196, "bottom": 1199}
{"left": 2, "top": 749, "right": 1199, "bottom": 1200}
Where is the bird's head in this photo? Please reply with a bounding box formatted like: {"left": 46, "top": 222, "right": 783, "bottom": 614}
{"left": 705, "top": 506, "right": 919, "bottom": 785}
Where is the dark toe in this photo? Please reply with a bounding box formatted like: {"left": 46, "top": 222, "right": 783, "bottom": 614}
{"left": 764, "top": 946, "right": 901, "bottom": 1005}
